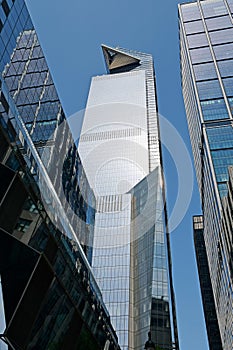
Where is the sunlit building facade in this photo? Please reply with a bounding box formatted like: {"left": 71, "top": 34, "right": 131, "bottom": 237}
{"left": 179, "top": 1, "right": 233, "bottom": 348}
{"left": 78, "top": 45, "right": 179, "bottom": 350}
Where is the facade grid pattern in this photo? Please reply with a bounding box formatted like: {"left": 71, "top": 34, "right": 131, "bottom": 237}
{"left": 78, "top": 45, "right": 177, "bottom": 350}
{"left": 179, "top": 1, "right": 233, "bottom": 348}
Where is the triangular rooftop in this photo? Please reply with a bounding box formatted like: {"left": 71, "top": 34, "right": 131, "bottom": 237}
{"left": 101, "top": 44, "right": 140, "bottom": 72}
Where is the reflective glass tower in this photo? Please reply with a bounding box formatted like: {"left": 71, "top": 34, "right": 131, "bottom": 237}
{"left": 78, "top": 45, "right": 179, "bottom": 350}
{"left": 0, "top": 0, "right": 96, "bottom": 258}
{"left": 0, "top": 1, "right": 120, "bottom": 349}
{"left": 179, "top": 1, "right": 233, "bottom": 348}
{"left": 193, "top": 215, "right": 223, "bottom": 349}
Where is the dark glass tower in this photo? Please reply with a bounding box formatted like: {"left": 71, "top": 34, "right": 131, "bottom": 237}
{"left": 0, "top": 1, "right": 120, "bottom": 349}
{"left": 0, "top": 0, "right": 96, "bottom": 258}
{"left": 193, "top": 215, "right": 223, "bottom": 349}
{"left": 179, "top": 1, "right": 233, "bottom": 348}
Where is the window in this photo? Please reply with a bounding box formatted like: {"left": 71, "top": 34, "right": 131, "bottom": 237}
{"left": 193, "top": 62, "right": 217, "bottom": 81}
{"left": 217, "top": 60, "right": 233, "bottom": 78}
{"left": 207, "top": 125, "right": 233, "bottom": 149}
{"left": 223, "top": 77, "right": 233, "bottom": 96}
{"left": 15, "top": 218, "right": 32, "bottom": 233}
{"left": 190, "top": 46, "right": 212, "bottom": 64}
{"left": 181, "top": 3, "right": 201, "bottom": 22}
{"left": 206, "top": 15, "right": 232, "bottom": 31}
{"left": 209, "top": 28, "right": 233, "bottom": 45}
{"left": 0, "top": 7, "right": 6, "bottom": 24}
{"left": 23, "top": 198, "right": 39, "bottom": 213}
{"left": 2, "top": 0, "right": 10, "bottom": 17}
{"left": 197, "top": 79, "right": 222, "bottom": 100}
{"left": 187, "top": 32, "right": 208, "bottom": 49}
{"left": 184, "top": 20, "right": 204, "bottom": 35}
{"left": 201, "top": 0, "right": 227, "bottom": 18}
{"left": 201, "top": 99, "right": 229, "bottom": 121}
{"left": 213, "top": 43, "right": 233, "bottom": 60}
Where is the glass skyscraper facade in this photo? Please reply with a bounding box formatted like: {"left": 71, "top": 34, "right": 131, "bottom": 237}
{"left": 179, "top": 1, "right": 233, "bottom": 348}
{"left": 78, "top": 45, "right": 178, "bottom": 350}
{"left": 193, "top": 215, "right": 223, "bottom": 349}
{"left": 222, "top": 165, "right": 233, "bottom": 288}
{"left": 0, "top": 0, "right": 120, "bottom": 349}
{"left": 0, "top": 0, "right": 97, "bottom": 257}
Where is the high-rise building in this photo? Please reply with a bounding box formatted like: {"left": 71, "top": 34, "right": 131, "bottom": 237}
{"left": 78, "top": 45, "right": 179, "bottom": 350}
{"left": 193, "top": 215, "right": 223, "bottom": 349}
{"left": 0, "top": 116, "right": 120, "bottom": 350}
{"left": 0, "top": 1, "right": 120, "bottom": 349}
{"left": 179, "top": 1, "right": 233, "bottom": 348}
{"left": 221, "top": 166, "right": 233, "bottom": 282}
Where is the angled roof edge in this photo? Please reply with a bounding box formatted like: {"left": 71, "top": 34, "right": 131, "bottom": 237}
{"left": 101, "top": 44, "right": 140, "bottom": 72}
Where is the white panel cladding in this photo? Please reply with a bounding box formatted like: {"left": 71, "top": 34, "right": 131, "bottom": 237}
{"left": 78, "top": 46, "right": 172, "bottom": 350}
{"left": 78, "top": 70, "right": 149, "bottom": 196}
{"left": 86, "top": 70, "right": 147, "bottom": 108}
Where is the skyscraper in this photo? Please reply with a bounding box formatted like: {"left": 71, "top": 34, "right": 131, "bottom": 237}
{"left": 193, "top": 215, "right": 223, "bottom": 349}
{"left": 0, "top": 0, "right": 95, "bottom": 258}
{"left": 0, "top": 1, "right": 120, "bottom": 348}
{"left": 78, "top": 45, "right": 179, "bottom": 350}
{"left": 179, "top": 1, "right": 233, "bottom": 348}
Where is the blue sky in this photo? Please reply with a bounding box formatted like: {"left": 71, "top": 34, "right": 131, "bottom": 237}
{"left": 25, "top": 0, "right": 208, "bottom": 348}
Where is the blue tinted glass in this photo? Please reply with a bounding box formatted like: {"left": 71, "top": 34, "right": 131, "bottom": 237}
{"left": 0, "top": 7, "right": 6, "bottom": 23}
{"left": 229, "top": 97, "right": 233, "bottom": 112}
{"left": 201, "top": 0, "right": 227, "bottom": 18}
{"left": 6, "top": 0, "right": 13, "bottom": 9}
{"left": 193, "top": 62, "right": 217, "bottom": 80}
{"left": 7, "top": 4, "right": 18, "bottom": 24}
{"left": 201, "top": 99, "right": 229, "bottom": 120}
{"left": 207, "top": 125, "right": 233, "bottom": 150}
{"left": 209, "top": 28, "right": 233, "bottom": 45}
{"left": 181, "top": 3, "right": 201, "bottom": 22}
{"left": 218, "top": 183, "right": 228, "bottom": 197}
{"left": 206, "top": 15, "right": 232, "bottom": 30}
{"left": 197, "top": 80, "right": 222, "bottom": 100}
{"left": 1, "top": 21, "right": 10, "bottom": 44}
{"left": 211, "top": 149, "right": 233, "bottom": 162}
{"left": 184, "top": 20, "right": 204, "bottom": 34}
{"left": 14, "top": 0, "right": 24, "bottom": 16}
{"left": 187, "top": 32, "right": 208, "bottom": 48}
{"left": 214, "top": 43, "right": 233, "bottom": 60}
{"left": 211, "top": 149, "right": 233, "bottom": 188}
{"left": 217, "top": 59, "right": 233, "bottom": 77}
{"left": 190, "top": 46, "right": 212, "bottom": 64}
{"left": 223, "top": 77, "right": 233, "bottom": 96}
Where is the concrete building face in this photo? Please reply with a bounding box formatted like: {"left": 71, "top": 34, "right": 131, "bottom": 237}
{"left": 78, "top": 46, "right": 178, "bottom": 350}
{"left": 179, "top": 1, "right": 233, "bottom": 348}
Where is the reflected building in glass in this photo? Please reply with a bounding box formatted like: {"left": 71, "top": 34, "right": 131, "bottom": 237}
{"left": 0, "top": 0, "right": 96, "bottom": 259}
{"left": 179, "top": 0, "right": 233, "bottom": 348}
{"left": 0, "top": 0, "right": 120, "bottom": 349}
{"left": 193, "top": 215, "right": 223, "bottom": 350}
{"left": 78, "top": 45, "right": 179, "bottom": 350}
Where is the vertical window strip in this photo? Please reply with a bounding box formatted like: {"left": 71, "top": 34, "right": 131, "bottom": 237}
{"left": 198, "top": 0, "right": 233, "bottom": 120}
